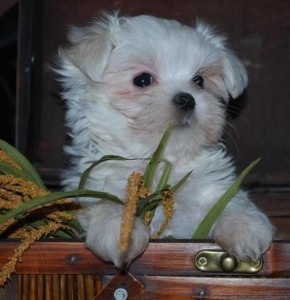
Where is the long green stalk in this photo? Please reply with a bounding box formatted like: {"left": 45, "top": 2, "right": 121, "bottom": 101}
{"left": 0, "top": 139, "right": 46, "bottom": 189}
{"left": 155, "top": 160, "right": 172, "bottom": 192}
{"left": 141, "top": 171, "right": 192, "bottom": 223}
{"left": 78, "top": 155, "right": 131, "bottom": 189}
{"left": 192, "top": 158, "right": 261, "bottom": 239}
{"left": 0, "top": 162, "right": 30, "bottom": 181}
{"left": 0, "top": 189, "right": 123, "bottom": 225}
{"left": 144, "top": 125, "right": 172, "bottom": 189}
{"left": 171, "top": 171, "right": 192, "bottom": 194}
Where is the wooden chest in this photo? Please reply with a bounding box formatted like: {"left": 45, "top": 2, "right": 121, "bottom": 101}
{"left": 0, "top": 241, "right": 290, "bottom": 299}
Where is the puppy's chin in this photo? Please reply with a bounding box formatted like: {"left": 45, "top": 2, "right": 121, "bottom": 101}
{"left": 180, "top": 112, "right": 193, "bottom": 126}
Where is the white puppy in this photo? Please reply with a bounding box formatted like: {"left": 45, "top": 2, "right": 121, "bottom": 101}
{"left": 58, "top": 13, "right": 274, "bottom": 267}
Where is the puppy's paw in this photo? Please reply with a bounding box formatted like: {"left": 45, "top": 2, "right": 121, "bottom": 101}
{"left": 77, "top": 203, "right": 149, "bottom": 267}
{"left": 212, "top": 212, "right": 275, "bottom": 261}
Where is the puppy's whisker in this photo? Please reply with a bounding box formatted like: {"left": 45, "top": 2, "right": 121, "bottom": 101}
{"left": 225, "top": 119, "right": 240, "bottom": 139}
{"left": 223, "top": 122, "right": 240, "bottom": 159}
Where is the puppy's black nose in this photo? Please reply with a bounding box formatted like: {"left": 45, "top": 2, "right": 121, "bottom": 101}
{"left": 173, "top": 93, "right": 195, "bottom": 111}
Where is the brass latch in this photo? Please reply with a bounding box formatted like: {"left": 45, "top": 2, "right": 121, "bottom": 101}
{"left": 195, "top": 250, "right": 263, "bottom": 274}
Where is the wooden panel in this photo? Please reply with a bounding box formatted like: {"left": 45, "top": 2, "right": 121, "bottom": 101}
{"left": 0, "top": 241, "right": 112, "bottom": 275}
{"left": 18, "top": 274, "right": 101, "bottom": 300}
{"left": 2, "top": 274, "right": 290, "bottom": 299}
{"left": 131, "top": 242, "right": 290, "bottom": 277}
{"left": 0, "top": 275, "right": 18, "bottom": 300}
{"left": 251, "top": 191, "right": 290, "bottom": 240}
{"left": 0, "top": 241, "right": 290, "bottom": 277}
{"left": 0, "top": 274, "right": 102, "bottom": 300}
{"left": 252, "top": 192, "right": 290, "bottom": 218}
{"left": 1, "top": 241, "right": 290, "bottom": 298}
{"left": 141, "top": 277, "right": 290, "bottom": 299}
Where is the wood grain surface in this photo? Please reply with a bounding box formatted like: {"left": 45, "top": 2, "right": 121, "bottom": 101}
{"left": 0, "top": 241, "right": 289, "bottom": 277}
{"left": 1, "top": 241, "right": 290, "bottom": 299}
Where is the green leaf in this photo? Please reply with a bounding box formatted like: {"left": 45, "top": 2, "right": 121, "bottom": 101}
{"left": 78, "top": 155, "right": 132, "bottom": 189}
{"left": 171, "top": 171, "right": 192, "bottom": 194}
{"left": 66, "top": 218, "right": 83, "bottom": 234}
{"left": 0, "top": 161, "right": 30, "bottom": 180}
{"left": 144, "top": 125, "right": 172, "bottom": 189}
{"left": 139, "top": 198, "right": 162, "bottom": 219}
{"left": 51, "top": 229, "right": 76, "bottom": 239}
{"left": 156, "top": 160, "right": 172, "bottom": 192}
{"left": 27, "top": 219, "right": 76, "bottom": 238}
{"left": 192, "top": 158, "right": 261, "bottom": 239}
{"left": 137, "top": 191, "right": 163, "bottom": 217}
{"left": 142, "top": 171, "right": 193, "bottom": 224}
{"left": 0, "top": 189, "right": 123, "bottom": 225}
{"left": 0, "top": 139, "right": 46, "bottom": 189}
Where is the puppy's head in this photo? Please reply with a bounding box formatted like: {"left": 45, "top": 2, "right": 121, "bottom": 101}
{"left": 59, "top": 14, "right": 247, "bottom": 157}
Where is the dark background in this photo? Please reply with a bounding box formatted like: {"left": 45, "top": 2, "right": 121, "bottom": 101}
{"left": 0, "top": 0, "right": 18, "bottom": 145}
{"left": 18, "top": 0, "right": 290, "bottom": 186}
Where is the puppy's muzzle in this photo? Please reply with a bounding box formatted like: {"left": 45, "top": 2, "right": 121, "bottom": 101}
{"left": 173, "top": 93, "right": 195, "bottom": 111}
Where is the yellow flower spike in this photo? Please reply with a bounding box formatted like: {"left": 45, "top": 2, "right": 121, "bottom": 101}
{"left": 150, "top": 189, "right": 174, "bottom": 239}
{"left": 144, "top": 211, "right": 152, "bottom": 229}
{"left": 0, "top": 175, "right": 47, "bottom": 203}
{"left": 46, "top": 210, "right": 75, "bottom": 223}
{"left": 0, "top": 219, "right": 17, "bottom": 235}
{"left": 0, "top": 222, "right": 67, "bottom": 286}
{"left": 119, "top": 172, "right": 145, "bottom": 253}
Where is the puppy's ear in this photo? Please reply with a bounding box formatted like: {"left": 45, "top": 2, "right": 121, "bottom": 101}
{"left": 221, "top": 51, "right": 248, "bottom": 99}
{"left": 196, "top": 21, "right": 248, "bottom": 100}
{"left": 58, "top": 14, "right": 119, "bottom": 83}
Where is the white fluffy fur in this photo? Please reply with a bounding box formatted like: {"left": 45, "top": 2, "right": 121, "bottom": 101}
{"left": 57, "top": 13, "right": 274, "bottom": 267}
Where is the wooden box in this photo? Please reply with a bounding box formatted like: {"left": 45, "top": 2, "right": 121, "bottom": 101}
{"left": 1, "top": 0, "right": 290, "bottom": 299}
{"left": 0, "top": 241, "right": 290, "bottom": 299}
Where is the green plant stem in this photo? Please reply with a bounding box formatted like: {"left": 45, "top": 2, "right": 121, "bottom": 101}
{"left": 78, "top": 155, "right": 131, "bottom": 189}
{"left": 0, "top": 162, "right": 31, "bottom": 181}
{"left": 144, "top": 125, "right": 172, "bottom": 189}
{"left": 171, "top": 171, "right": 192, "bottom": 193}
{"left": 156, "top": 160, "right": 172, "bottom": 192}
{"left": 0, "top": 139, "right": 46, "bottom": 189}
{"left": 192, "top": 158, "right": 261, "bottom": 239}
{"left": 0, "top": 189, "right": 123, "bottom": 225}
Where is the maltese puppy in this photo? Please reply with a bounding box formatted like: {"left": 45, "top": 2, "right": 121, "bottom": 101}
{"left": 58, "top": 13, "right": 274, "bottom": 267}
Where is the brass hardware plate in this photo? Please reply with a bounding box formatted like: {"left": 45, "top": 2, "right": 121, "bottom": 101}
{"left": 195, "top": 250, "right": 263, "bottom": 274}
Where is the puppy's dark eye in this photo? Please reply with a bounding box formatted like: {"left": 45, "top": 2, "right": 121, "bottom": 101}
{"left": 192, "top": 75, "right": 204, "bottom": 89}
{"left": 133, "top": 73, "right": 154, "bottom": 87}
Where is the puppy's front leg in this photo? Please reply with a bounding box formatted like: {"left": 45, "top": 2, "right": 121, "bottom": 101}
{"left": 77, "top": 201, "right": 149, "bottom": 267}
{"left": 211, "top": 191, "right": 275, "bottom": 262}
